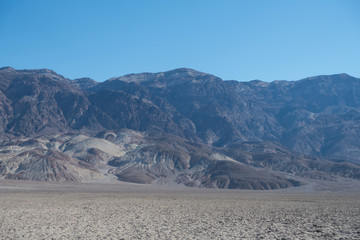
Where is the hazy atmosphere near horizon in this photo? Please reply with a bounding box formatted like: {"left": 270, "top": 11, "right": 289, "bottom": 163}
{"left": 1, "top": 0, "right": 360, "bottom": 81}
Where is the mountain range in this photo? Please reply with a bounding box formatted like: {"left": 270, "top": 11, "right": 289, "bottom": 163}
{"left": 0, "top": 66, "right": 359, "bottom": 189}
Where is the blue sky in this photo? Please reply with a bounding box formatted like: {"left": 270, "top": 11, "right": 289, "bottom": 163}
{"left": 0, "top": 0, "right": 359, "bottom": 82}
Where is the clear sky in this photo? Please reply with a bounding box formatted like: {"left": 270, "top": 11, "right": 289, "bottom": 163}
{"left": 0, "top": 0, "right": 359, "bottom": 82}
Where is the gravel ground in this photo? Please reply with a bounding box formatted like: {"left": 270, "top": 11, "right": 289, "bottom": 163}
{"left": 0, "top": 181, "right": 359, "bottom": 239}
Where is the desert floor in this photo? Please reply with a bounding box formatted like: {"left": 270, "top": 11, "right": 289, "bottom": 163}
{"left": 0, "top": 180, "right": 359, "bottom": 240}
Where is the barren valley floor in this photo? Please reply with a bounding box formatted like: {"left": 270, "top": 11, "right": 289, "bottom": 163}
{"left": 0, "top": 180, "right": 359, "bottom": 240}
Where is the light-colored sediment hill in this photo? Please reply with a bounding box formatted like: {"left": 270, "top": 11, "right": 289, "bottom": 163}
{"left": 1, "top": 129, "right": 360, "bottom": 190}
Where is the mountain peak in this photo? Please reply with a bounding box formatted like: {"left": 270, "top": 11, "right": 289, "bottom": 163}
{"left": 0, "top": 66, "right": 16, "bottom": 72}
{"left": 107, "top": 68, "right": 220, "bottom": 86}
{"left": 21, "top": 68, "right": 60, "bottom": 76}
{"left": 162, "top": 68, "right": 217, "bottom": 80}
{"left": 299, "top": 73, "right": 356, "bottom": 82}
{"left": 0, "top": 67, "right": 66, "bottom": 80}
{"left": 164, "top": 67, "right": 207, "bottom": 75}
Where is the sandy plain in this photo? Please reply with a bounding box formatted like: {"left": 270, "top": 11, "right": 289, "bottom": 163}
{"left": 0, "top": 180, "right": 359, "bottom": 240}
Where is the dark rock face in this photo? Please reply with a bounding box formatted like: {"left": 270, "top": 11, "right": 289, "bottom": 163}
{"left": 89, "top": 69, "right": 360, "bottom": 163}
{"left": 1, "top": 67, "right": 360, "bottom": 161}
{"left": 1, "top": 66, "right": 360, "bottom": 188}
{"left": 0, "top": 67, "right": 90, "bottom": 135}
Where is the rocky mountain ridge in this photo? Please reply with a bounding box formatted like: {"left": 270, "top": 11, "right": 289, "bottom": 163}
{"left": 0, "top": 66, "right": 359, "bottom": 189}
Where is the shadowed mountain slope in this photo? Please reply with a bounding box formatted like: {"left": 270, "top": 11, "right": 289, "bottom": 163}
{"left": 88, "top": 69, "right": 360, "bottom": 162}
{"left": 0, "top": 67, "right": 360, "bottom": 189}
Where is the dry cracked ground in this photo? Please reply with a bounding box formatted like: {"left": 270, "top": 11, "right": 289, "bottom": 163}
{"left": 0, "top": 180, "right": 359, "bottom": 240}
